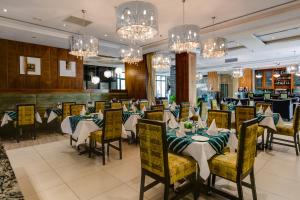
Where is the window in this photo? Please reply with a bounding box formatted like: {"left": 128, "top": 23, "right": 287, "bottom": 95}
{"left": 117, "top": 72, "right": 126, "bottom": 90}
{"left": 156, "top": 75, "right": 167, "bottom": 97}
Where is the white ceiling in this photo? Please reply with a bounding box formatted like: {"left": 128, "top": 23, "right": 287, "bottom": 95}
{"left": 1, "top": 0, "right": 300, "bottom": 71}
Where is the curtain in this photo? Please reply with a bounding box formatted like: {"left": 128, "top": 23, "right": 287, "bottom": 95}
{"left": 144, "top": 53, "right": 156, "bottom": 105}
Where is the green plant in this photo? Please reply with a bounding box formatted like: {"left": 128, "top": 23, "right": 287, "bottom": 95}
{"left": 169, "top": 95, "right": 176, "bottom": 103}
{"left": 184, "top": 121, "right": 193, "bottom": 129}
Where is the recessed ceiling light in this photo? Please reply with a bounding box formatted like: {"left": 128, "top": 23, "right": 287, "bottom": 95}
{"left": 3, "top": 8, "right": 7, "bottom": 12}
{"left": 104, "top": 34, "right": 108, "bottom": 37}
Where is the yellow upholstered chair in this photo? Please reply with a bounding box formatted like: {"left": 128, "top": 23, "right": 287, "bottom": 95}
{"left": 211, "top": 99, "right": 218, "bottom": 110}
{"left": 255, "top": 102, "right": 272, "bottom": 112}
{"left": 207, "top": 110, "right": 231, "bottom": 129}
{"left": 121, "top": 100, "right": 130, "bottom": 109}
{"left": 200, "top": 102, "right": 208, "bottom": 121}
{"left": 62, "top": 102, "right": 75, "bottom": 119}
{"left": 151, "top": 104, "right": 164, "bottom": 111}
{"left": 144, "top": 110, "right": 164, "bottom": 121}
{"left": 179, "top": 102, "right": 190, "bottom": 122}
{"left": 268, "top": 106, "right": 300, "bottom": 155}
{"left": 161, "top": 99, "right": 169, "bottom": 109}
{"left": 264, "top": 93, "right": 271, "bottom": 100}
{"left": 137, "top": 119, "right": 198, "bottom": 200}
{"left": 111, "top": 102, "right": 122, "bottom": 109}
{"left": 16, "top": 104, "right": 36, "bottom": 142}
{"left": 220, "top": 104, "right": 228, "bottom": 111}
{"left": 89, "top": 109, "right": 123, "bottom": 165}
{"left": 139, "top": 100, "right": 149, "bottom": 111}
{"left": 208, "top": 118, "right": 258, "bottom": 200}
{"left": 280, "top": 93, "right": 288, "bottom": 99}
{"left": 70, "top": 104, "right": 86, "bottom": 116}
{"left": 95, "top": 101, "right": 106, "bottom": 113}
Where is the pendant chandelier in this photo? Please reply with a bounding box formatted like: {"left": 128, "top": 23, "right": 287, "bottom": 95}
{"left": 232, "top": 68, "right": 243, "bottom": 78}
{"left": 91, "top": 76, "right": 100, "bottom": 84}
{"left": 168, "top": 0, "right": 200, "bottom": 53}
{"left": 69, "top": 10, "right": 99, "bottom": 58}
{"left": 202, "top": 17, "right": 226, "bottom": 58}
{"left": 152, "top": 52, "right": 171, "bottom": 71}
{"left": 121, "top": 43, "right": 143, "bottom": 64}
{"left": 116, "top": 1, "right": 158, "bottom": 41}
{"left": 104, "top": 70, "right": 112, "bottom": 78}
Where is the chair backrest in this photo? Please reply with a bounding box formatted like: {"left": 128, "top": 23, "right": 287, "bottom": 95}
{"left": 144, "top": 110, "right": 164, "bottom": 121}
{"left": 255, "top": 102, "right": 272, "bottom": 112}
{"left": 17, "top": 104, "right": 35, "bottom": 126}
{"left": 103, "top": 109, "right": 123, "bottom": 140}
{"left": 220, "top": 104, "right": 228, "bottom": 111}
{"left": 280, "top": 93, "right": 288, "bottom": 99}
{"left": 293, "top": 105, "right": 300, "bottom": 133}
{"left": 211, "top": 99, "right": 218, "bottom": 110}
{"left": 151, "top": 104, "right": 164, "bottom": 111}
{"left": 137, "top": 119, "right": 168, "bottom": 179}
{"left": 207, "top": 110, "right": 231, "bottom": 129}
{"left": 70, "top": 104, "right": 86, "bottom": 115}
{"left": 200, "top": 102, "right": 208, "bottom": 120}
{"left": 161, "top": 99, "right": 169, "bottom": 109}
{"left": 62, "top": 102, "right": 75, "bottom": 119}
{"left": 237, "top": 118, "right": 258, "bottom": 176}
{"left": 121, "top": 100, "right": 130, "bottom": 108}
{"left": 235, "top": 106, "right": 256, "bottom": 130}
{"left": 264, "top": 93, "right": 271, "bottom": 100}
{"left": 179, "top": 102, "right": 190, "bottom": 122}
{"left": 139, "top": 100, "right": 149, "bottom": 110}
{"left": 95, "top": 101, "right": 106, "bottom": 113}
{"left": 111, "top": 102, "right": 122, "bottom": 109}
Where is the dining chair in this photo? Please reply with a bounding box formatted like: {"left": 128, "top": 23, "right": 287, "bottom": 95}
{"left": 211, "top": 99, "right": 218, "bottom": 110}
{"left": 62, "top": 102, "right": 75, "bottom": 119}
{"left": 179, "top": 102, "right": 190, "bottom": 122}
{"left": 89, "top": 108, "right": 123, "bottom": 165}
{"left": 268, "top": 105, "right": 300, "bottom": 155}
{"left": 144, "top": 110, "right": 164, "bottom": 121}
{"left": 151, "top": 104, "right": 164, "bottom": 111}
{"left": 264, "top": 93, "right": 271, "bottom": 100}
{"left": 70, "top": 104, "right": 86, "bottom": 115}
{"left": 207, "top": 110, "right": 231, "bottom": 129}
{"left": 95, "top": 101, "right": 106, "bottom": 113}
{"left": 16, "top": 104, "right": 36, "bottom": 142}
{"left": 121, "top": 99, "right": 130, "bottom": 108}
{"left": 161, "top": 99, "right": 169, "bottom": 109}
{"left": 137, "top": 119, "right": 198, "bottom": 200}
{"left": 111, "top": 102, "right": 122, "bottom": 109}
{"left": 139, "top": 100, "right": 149, "bottom": 111}
{"left": 208, "top": 118, "right": 258, "bottom": 200}
{"left": 279, "top": 93, "right": 288, "bottom": 99}
{"left": 220, "top": 104, "right": 228, "bottom": 111}
{"left": 255, "top": 102, "right": 272, "bottom": 112}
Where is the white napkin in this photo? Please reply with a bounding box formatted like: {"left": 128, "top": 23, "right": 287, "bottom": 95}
{"left": 221, "top": 100, "right": 225, "bottom": 104}
{"left": 264, "top": 106, "right": 273, "bottom": 116}
{"left": 168, "top": 118, "right": 178, "bottom": 129}
{"left": 131, "top": 104, "right": 137, "bottom": 112}
{"left": 237, "top": 100, "right": 242, "bottom": 106}
{"left": 172, "top": 101, "right": 177, "bottom": 107}
{"left": 249, "top": 100, "right": 254, "bottom": 106}
{"left": 57, "top": 104, "right": 62, "bottom": 109}
{"left": 80, "top": 106, "right": 86, "bottom": 116}
{"left": 123, "top": 104, "right": 128, "bottom": 112}
{"left": 189, "top": 109, "right": 193, "bottom": 118}
{"left": 197, "top": 118, "right": 206, "bottom": 129}
{"left": 257, "top": 105, "right": 264, "bottom": 114}
{"left": 98, "top": 110, "right": 103, "bottom": 120}
{"left": 207, "top": 119, "right": 218, "bottom": 136}
{"left": 141, "top": 105, "right": 146, "bottom": 114}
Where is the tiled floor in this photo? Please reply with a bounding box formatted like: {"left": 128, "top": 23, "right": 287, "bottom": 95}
{"left": 5, "top": 138, "right": 300, "bottom": 200}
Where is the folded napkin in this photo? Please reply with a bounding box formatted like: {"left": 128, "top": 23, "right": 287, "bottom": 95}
{"left": 237, "top": 100, "right": 242, "bottom": 106}
{"left": 197, "top": 118, "right": 206, "bottom": 129}
{"left": 264, "top": 106, "right": 273, "bottom": 116}
{"left": 131, "top": 104, "right": 137, "bottom": 112}
{"left": 220, "top": 100, "right": 225, "bottom": 104}
{"left": 141, "top": 105, "right": 146, "bottom": 114}
{"left": 249, "top": 100, "right": 254, "bottom": 106}
{"left": 189, "top": 109, "right": 193, "bottom": 118}
{"left": 257, "top": 105, "right": 264, "bottom": 114}
{"left": 123, "top": 104, "right": 128, "bottom": 112}
{"left": 80, "top": 106, "right": 86, "bottom": 116}
{"left": 98, "top": 110, "right": 103, "bottom": 120}
{"left": 57, "top": 104, "right": 62, "bottom": 109}
{"left": 168, "top": 118, "right": 178, "bottom": 129}
{"left": 207, "top": 119, "right": 218, "bottom": 136}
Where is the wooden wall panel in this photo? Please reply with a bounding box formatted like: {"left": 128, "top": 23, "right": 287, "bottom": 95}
{"left": 125, "top": 60, "right": 147, "bottom": 99}
{"left": 239, "top": 68, "right": 253, "bottom": 90}
{"left": 208, "top": 71, "right": 219, "bottom": 92}
{"left": 0, "top": 38, "right": 83, "bottom": 92}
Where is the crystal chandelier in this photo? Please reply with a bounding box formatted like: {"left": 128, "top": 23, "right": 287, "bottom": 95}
{"left": 121, "top": 43, "right": 143, "bottom": 64}
{"left": 116, "top": 1, "right": 158, "bottom": 41}
{"left": 104, "top": 70, "right": 112, "bottom": 78}
{"left": 232, "top": 68, "right": 243, "bottom": 78}
{"left": 91, "top": 76, "right": 100, "bottom": 84}
{"left": 115, "top": 67, "right": 123, "bottom": 75}
{"left": 152, "top": 53, "right": 171, "bottom": 71}
{"left": 202, "top": 17, "right": 226, "bottom": 58}
{"left": 168, "top": 0, "right": 200, "bottom": 53}
{"left": 69, "top": 10, "right": 99, "bottom": 58}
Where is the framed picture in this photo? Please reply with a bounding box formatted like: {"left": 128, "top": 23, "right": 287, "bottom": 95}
{"left": 19, "top": 56, "right": 41, "bottom": 75}
{"left": 59, "top": 60, "right": 76, "bottom": 77}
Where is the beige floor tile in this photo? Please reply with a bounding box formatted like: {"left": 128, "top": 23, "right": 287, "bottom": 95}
{"left": 90, "top": 184, "right": 141, "bottom": 200}
{"left": 34, "top": 184, "right": 80, "bottom": 200}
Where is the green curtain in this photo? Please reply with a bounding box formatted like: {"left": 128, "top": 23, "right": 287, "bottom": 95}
{"left": 145, "top": 53, "right": 156, "bottom": 105}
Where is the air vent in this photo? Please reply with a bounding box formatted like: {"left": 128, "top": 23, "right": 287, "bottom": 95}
{"left": 64, "top": 16, "right": 92, "bottom": 27}
{"left": 225, "top": 58, "right": 238, "bottom": 63}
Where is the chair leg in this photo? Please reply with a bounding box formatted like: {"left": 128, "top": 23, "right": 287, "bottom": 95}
{"left": 269, "top": 133, "right": 274, "bottom": 150}
{"left": 119, "top": 139, "right": 122, "bottom": 160}
{"left": 89, "top": 138, "right": 92, "bottom": 158}
{"left": 70, "top": 135, "right": 72, "bottom": 146}
{"left": 237, "top": 180, "right": 244, "bottom": 200}
{"left": 297, "top": 134, "right": 300, "bottom": 149}
{"left": 139, "top": 171, "right": 145, "bottom": 200}
{"left": 261, "top": 132, "right": 265, "bottom": 150}
{"left": 102, "top": 143, "right": 106, "bottom": 165}
{"left": 164, "top": 182, "right": 170, "bottom": 200}
{"left": 294, "top": 135, "right": 299, "bottom": 156}
{"left": 207, "top": 174, "right": 212, "bottom": 194}
{"left": 16, "top": 128, "right": 20, "bottom": 143}
{"left": 249, "top": 170, "right": 257, "bottom": 200}
{"left": 212, "top": 174, "right": 216, "bottom": 187}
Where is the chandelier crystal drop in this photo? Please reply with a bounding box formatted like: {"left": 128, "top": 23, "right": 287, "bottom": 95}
{"left": 121, "top": 44, "right": 143, "bottom": 64}
{"left": 202, "top": 37, "right": 226, "bottom": 58}
{"left": 232, "top": 68, "right": 243, "bottom": 78}
{"left": 116, "top": 1, "right": 158, "bottom": 41}
{"left": 69, "top": 10, "right": 99, "bottom": 58}
{"left": 152, "top": 53, "right": 171, "bottom": 71}
{"left": 168, "top": 0, "right": 200, "bottom": 53}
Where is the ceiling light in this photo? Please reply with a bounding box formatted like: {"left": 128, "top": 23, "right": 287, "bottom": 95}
{"left": 116, "top": 1, "right": 158, "bottom": 41}
{"left": 120, "top": 43, "right": 143, "bottom": 64}
{"left": 104, "top": 70, "right": 112, "bottom": 78}
{"left": 91, "top": 76, "right": 100, "bottom": 84}
{"left": 255, "top": 73, "right": 262, "bottom": 79}
{"left": 232, "top": 68, "right": 243, "bottom": 78}
{"left": 152, "top": 52, "right": 171, "bottom": 71}
{"left": 168, "top": 0, "right": 200, "bottom": 53}
{"left": 273, "top": 71, "right": 280, "bottom": 78}
{"left": 202, "top": 17, "right": 226, "bottom": 58}
{"left": 69, "top": 10, "right": 99, "bottom": 59}
{"left": 3, "top": 8, "right": 7, "bottom": 12}
{"left": 115, "top": 67, "right": 123, "bottom": 75}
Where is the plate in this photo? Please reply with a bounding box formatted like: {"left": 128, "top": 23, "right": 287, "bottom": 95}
{"left": 191, "top": 135, "right": 209, "bottom": 142}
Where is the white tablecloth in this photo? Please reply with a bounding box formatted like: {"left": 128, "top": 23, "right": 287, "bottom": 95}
{"left": 123, "top": 114, "right": 142, "bottom": 137}
{"left": 182, "top": 130, "right": 238, "bottom": 180}
{"left": 1, "top": 112, "right": 42, "bottom": 127}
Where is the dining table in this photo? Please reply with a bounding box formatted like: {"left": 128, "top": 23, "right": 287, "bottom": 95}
{"left": 1, "top": 111, "right": 42, "bottom": 127}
